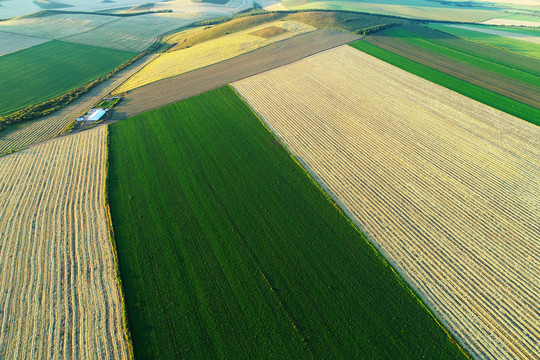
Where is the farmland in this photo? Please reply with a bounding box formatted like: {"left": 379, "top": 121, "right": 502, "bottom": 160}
{"left": 282, "top": 0, "right": 502, "bottom": 22}
{"left": 428, "top": 23, "right": 540, "bottom": 59}
{"left": 0, "top": 32, "right": 49, "bottom": 56}
{"left": 108, "top": 86, "right": 468, "bottom": 359}
{"left": 350, "top": 40, "right": 540, "bottom": 125}
{"left": 0, "top": 52, "right": 158, "bottom": 155}
{"left": 233, "top": 45, "right": 540, "bottom": 360}
{"left": 0, "top": 12, "right": 117, "bottom": 39}
{"left": 111, "top": 29, "right": 358, "bottom": 119}
{"left": 0, "top": 40, "right": 135, "bottom": 116}
{"left": 116, "top": 20, "right": 315, "bottom": 92}
{"left": 62, "top": 13, "right": 207, "bottom": 52}
{"left": 361, "top": 25, "right": 540, "bottom": 108}
{"left": 0, "top": 127, "right": 130, "bottom": 359}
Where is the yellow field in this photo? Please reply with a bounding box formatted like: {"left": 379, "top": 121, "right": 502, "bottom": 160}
{"left": 116, "top": 20, "right": 315, "bottom": 92}
{"left": 0, "top": 127, "right": 130, "bottom": 359}
{"left": 234, "top": 45, "right": 540, "bottom": 360}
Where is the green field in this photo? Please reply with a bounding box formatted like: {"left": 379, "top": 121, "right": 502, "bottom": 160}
{"left": 428, "top": 23, "right": 540, "bottom": 59}
{"left": 350, "top": 40, "right": 540, "bottom": 126}
{"left": 379, "top": 25, "right": 540, "bottom": 86}
{"left": 108, "top": 86, "right": 469, "bottom": 359}
{"left": 0, "top": 40, "right": 135, "bottom": 116}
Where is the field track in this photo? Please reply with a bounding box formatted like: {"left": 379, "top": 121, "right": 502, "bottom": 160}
{"left": 0, "top": 53, "right": 158, "bottom": 156}
{"left": 111, "top": 29, "right": 359, "bottom": 120}
{"left": 0, "top": 127, "right": 129, "bottom": 359}
{"left": 234, "top": 45, "right": 540, "bottom": 360}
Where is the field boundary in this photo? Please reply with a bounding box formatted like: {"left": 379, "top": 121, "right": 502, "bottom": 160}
{"left": 232, "top": 85, "right": 472, "bottom": 359}
{"left": 103, "top": 125, "right": 135, "bottom": 360}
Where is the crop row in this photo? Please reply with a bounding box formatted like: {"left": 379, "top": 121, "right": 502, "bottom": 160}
{"left": 0, "top": 127, "right": 129, "bottom": 359}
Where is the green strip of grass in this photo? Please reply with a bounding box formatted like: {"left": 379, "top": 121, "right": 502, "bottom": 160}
{"left": 350, "top": 40, "right": 540, "bottom": 126}
{"left": 0, "top": 40, "right": 135, "bottom": 116}
{"left": 109, "top": 86, "right": 469, "bottom": 359}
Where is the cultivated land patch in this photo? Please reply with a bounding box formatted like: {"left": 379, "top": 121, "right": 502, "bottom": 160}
{"left": 111, "top": 29, "right": 358, "bottom": 119}
{"left": 63, "top": 13, "right": 205, "bottom": 52}
{"left": 0, "top": 127, "right": 129, "bottom": 359}
{"left": 0, "top": 12, "right": 117, "bottom": 39}
{"left": 0, "top": 40, "right": 135, "bottom": 116}
{"left": 116, "top": 20, "right": 315, "bottom": 92}
{"left": 233, "top": 45, "right": 540, "bottom": 360}
{"left": 282, "top": 0, "right": 501, "bottom": 22}
{"left": 446, "top": 24, "right": 540, "bottom": 44}
{"left": 0, "top": 52, "right": 158, "bottom": 155}
{"left": 428, "top": 23, "right": 540, "bottom": 59}
{"left": 0, "top": 31, "right": 50, "bottom": 56}
{"left": 350, "top": 40, "right": 540, "bottom": 125}
{"left": 362, "top": 25, "right": 540, "bottom": 108}
{"left": 109, "top": 86, "right": 468, "bottom": 360}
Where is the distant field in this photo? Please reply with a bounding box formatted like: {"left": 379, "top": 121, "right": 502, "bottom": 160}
{"left": 233, "top": 45, "right": 540, "bottom": 360}
{"left": 63, "top": 13, "right": 204, "bottom": 52}
{"left": 0, "top": 12, "right": 117, "bottom": 39}
{"left": 282, "top": 0, "right": 502, "bottom": 22}
{"left": 350, "top": 40, "right": 540, "bottom": 125}
{"left": 362, "top": 25, "right": 540, "bottom": 108}
{"left": 0, "top": 40, "right": 134, "bottom": 116}
{"left": 429, "top": 23, "right": 540, "bottom": 58}
{"left": 0, "top": 127, "right": 129, "bottom": 360}
{"left": 109, "top": 86, "right": 468, "bottom": 360}
{"left": 117, "top": 20, "right": 315, "bottom": 92}
{"left": 0, "top": 53, "right": 157, "bottom": 155}
{"left": 0, "top": 31, "right": 49, "bottom": 56}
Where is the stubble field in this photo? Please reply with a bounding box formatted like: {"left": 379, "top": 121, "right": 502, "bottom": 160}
{"left": 233, "top": 45, "right": 540, "bottom": 360}
{"left": 0, "top": 127, "right": 129, "bottom": 359}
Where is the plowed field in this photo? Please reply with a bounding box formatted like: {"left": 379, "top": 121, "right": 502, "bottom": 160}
{"left": 0, "top": 127, "right": 129, "bottom": 359}
{"left": 233, "top": 45, "right": 540, "bottom": 360}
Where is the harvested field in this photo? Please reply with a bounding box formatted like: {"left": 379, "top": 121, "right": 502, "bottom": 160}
{"left": 446, "top": 24, "right": 540, "bottom": 44}
{"left": 108, "top": 86, "right": 468, "bottom": 359}
{"left": 481, "top": 18, "right": 540, "bottom": 27}
{"left": 0, "top": 127, "right": 129, "bottom": 359}
{"left": 363, "top": 25, "right": 540, "bottom": 108}
{"left": 0, "top": 13, "right": 117, "bottom": 39}
{"left": 63, "top": 13, "right": 205, "bottom": 52}
{"left": 111, "top": 29, "right": 359, "bottom": 119}
{"left": 233, "top": 45, "right": 540, "bottom": 360}
{"left": 116, "top": 20, "right": 315, "bottom": 92}
{"left": 429, "top": 23, "right": 540, "bottom": 59}
{"left": 350, "top": 40, "right": 540, "bottom": 125}
{"left": 0, "top": 31, "right": 49, "bottom": 56}
{"left": 0, "top": 52, "right": 158, "bottom": 156}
